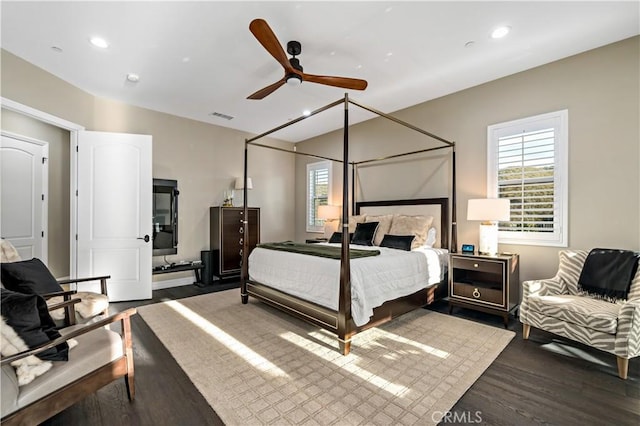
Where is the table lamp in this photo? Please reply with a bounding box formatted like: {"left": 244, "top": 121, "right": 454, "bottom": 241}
{"left": 317, "top": 205, "right": 341, "bottom": 239}
{"left": 467, "top": 198, "right": 510, "bottom": 255}
{"left": 234, "top": 177, "right": 253, "bottom": 207}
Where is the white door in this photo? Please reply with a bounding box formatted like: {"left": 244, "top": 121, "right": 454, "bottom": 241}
{"left": 77, "top": 131, "right": 152, "bottom": 301}
{"left": 0, "top": 132, "right": 48, "bottom": 262}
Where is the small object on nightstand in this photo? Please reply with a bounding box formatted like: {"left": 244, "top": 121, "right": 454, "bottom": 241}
{"left": 461, "top": 244, "right": 475, "bottom": 254}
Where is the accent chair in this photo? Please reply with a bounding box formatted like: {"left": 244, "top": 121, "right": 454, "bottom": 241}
{"left": 520, "top": 249, "right": 640, "bottom": 379}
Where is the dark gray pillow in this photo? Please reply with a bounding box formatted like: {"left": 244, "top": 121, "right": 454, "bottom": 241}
{"left": 328, "top": 232, "right": 354, "bottom": 244}
{"left": 352, "top": 222, "right": 379, "bottom": 246}
{"left": 1, "top": 258, "right": 63, "bottom": 295}
{"left": 0, "top": 288, "right": 69, "bottom": 361}
{"left": 380, "top": 234, "right": 415, "bottom": 251}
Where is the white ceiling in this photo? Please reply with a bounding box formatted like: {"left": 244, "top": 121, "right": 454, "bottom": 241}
{"left": 2, "top": 1, "right": 638, "bottom": 142}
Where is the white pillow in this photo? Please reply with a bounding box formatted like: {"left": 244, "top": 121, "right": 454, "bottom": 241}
{"left": 365, "top": 214, "right": 393, "bottom": 246}
{"left": 389, "top": 215, "right": 434, "bottom": 249}
{"left": 424, "top": 227, "right": 437, "bottom": 248}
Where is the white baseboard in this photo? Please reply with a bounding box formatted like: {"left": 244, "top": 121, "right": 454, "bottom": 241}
{"left": 152, "top": 276, "right": 195, "bottom": 290}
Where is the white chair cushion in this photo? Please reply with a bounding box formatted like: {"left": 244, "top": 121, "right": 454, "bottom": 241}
{"left": 9, "top": 327, "right": 123, "bottom": 415}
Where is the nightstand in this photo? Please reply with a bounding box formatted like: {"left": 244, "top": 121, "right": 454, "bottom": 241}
{"left": 305, "top": 238, "right": 328, "bottom": 244}
{"left": 448, "top": 253, "right": 519, "bottom": 328}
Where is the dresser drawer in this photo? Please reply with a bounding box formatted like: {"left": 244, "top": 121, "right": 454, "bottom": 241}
{"left": 451, "top": 257, "right": 502, "bottom": 275}
{"left": 452, "top": 281, "right": 503, "bottom": 305}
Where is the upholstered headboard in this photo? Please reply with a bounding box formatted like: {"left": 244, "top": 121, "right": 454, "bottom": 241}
{"left": 355, "top": 198, "right": 449, "bottom": 249}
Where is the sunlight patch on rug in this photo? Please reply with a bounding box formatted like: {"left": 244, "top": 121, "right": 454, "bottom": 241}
{"left": 164, "top": 299, "right": 287, "bottom": 377}
{"left": 280, "top": 331, "right": 411, "bottom": 397}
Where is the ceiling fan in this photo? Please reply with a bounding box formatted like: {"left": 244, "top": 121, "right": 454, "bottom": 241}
{"left": 247, "top": 19, "right": 368, "bottom": 100}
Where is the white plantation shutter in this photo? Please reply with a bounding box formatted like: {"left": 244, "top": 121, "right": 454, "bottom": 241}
{"left": 306, "top": 161, "right": 331, "bottom": 232}
{"left": 488, "top": 110, "right": 568, "bottom": 247}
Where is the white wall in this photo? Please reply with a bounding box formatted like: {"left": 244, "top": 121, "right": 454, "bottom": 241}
{"left": 295, "top": 36, "right": 640, "bottom": 283}
{"left": 1, "top": 49, "right": 296, "bottom": 285}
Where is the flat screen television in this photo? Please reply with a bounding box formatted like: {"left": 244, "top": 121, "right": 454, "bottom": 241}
{"left": 153, "top": 178, "right": 179, "bottom": 256}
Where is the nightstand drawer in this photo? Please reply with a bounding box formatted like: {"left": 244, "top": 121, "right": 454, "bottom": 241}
{"left": 452, "top": 281, "right": 503, "bottom": 305}
{"left": 451, "top": 257, "right": 502, "bottom": 275}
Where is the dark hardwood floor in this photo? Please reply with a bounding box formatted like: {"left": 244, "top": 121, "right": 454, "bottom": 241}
{"left": 43, "top": 283, "right": 639, "bottom": 426}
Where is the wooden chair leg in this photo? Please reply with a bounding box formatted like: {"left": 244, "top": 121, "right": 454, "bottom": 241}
{"left": 617, "top": 356, "right": 629, "bottom": 380}
{"left": 523, "top": 323, "right": 531, "bottom": 339}
{"left": 122, "top": 315, "right": 135, "bottom": 400}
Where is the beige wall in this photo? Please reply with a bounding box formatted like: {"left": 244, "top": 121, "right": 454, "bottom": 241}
{"left": 295, "top": 36, "right": 640, "bottom": 283}
{"left": 1, "top": 109, "right": 71, "bottom": 278}
{"left": 1, "top": 50, "right": 296, "bottom": 285}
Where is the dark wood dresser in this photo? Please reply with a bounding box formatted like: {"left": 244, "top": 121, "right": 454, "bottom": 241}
{"left": 210, "top": 206, "right": 260, "bottom": 279}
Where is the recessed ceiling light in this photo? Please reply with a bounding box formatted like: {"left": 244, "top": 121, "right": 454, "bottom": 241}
{"left": 464, "top": 41, "right": 475, "bottom": 48}
{"left": 50, "top": 46, "right": 63, "bottom": 53}
{"left": 89, "top": 36, "right": 109, "bottom": 49}
{"left": 491, "top": 26, "right": 511, "bottom": 39}
{"left": 126, "top": 73, "right": 140, "bottom": 83}
{"left": 303, "top": 110, "right": 311, "bottom": 116}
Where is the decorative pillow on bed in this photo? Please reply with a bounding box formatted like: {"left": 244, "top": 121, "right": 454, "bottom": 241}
{"left": 365, "top": 214, "right": 393, "bottom": 246}
{"left": 348, "top": 215, "right": 366, "bottom": 233}
{"left": 328, "top": 232, "right": 353, "bottom": 244}
{"left": 389, "top": 215, "right": 434, "bottom": 249}
{"left": 1, "top": 258, "right": 63, "bottom": 295}
{"left": 380, "top": 235, "right": 415, "bottom": 251}
{"left": 351, "top": 222, "right": 379, "bottom": 246}
{"left": 424, "top": 227, "right": 437, "bottom": 248}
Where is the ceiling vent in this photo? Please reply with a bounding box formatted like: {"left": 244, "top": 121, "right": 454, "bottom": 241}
{"left": 210, "top": 112, "right": 234, "bottom": 120}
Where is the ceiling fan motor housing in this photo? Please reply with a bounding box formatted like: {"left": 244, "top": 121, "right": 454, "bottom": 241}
{"left": 287, "top": 40, "right": 302, "bottom": 56}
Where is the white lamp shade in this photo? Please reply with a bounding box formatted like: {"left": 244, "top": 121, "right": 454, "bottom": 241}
{"left": 234, "top": 177, "right": 253, "bottom": 190}
{"left": 467, "top": 198, "right": 510, "bottom": 222}
{"left": 317, "top": 205, "right": 341, "bottom": 220}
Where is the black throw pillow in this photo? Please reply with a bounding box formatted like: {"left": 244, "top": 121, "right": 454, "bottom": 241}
{"left": 0, "top": 288, "right": 69, "bottom": 361}
{"left": 380, "top": 234, "right": 415, "bottom": 251}
{"left": 1, "top": 258, "right": 63, "bottom": 295}
{"left": 352, "top": 222, "right": 379, "bottom": 246}
{"left": 328, "top": 232, "right": 354, "bottom": 244}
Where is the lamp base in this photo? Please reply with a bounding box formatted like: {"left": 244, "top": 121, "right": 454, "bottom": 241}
{"left": 323, "top": 220, "right": 339, "bottom": 239}
{"left": 478, "top": 222, "right": 499, "bottom": 256}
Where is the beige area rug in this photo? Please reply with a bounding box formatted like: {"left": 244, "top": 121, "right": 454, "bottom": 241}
{"left": 138, "top": 289, "right": 514, "bottom": 425}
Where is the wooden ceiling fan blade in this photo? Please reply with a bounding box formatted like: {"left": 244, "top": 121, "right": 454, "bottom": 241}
{"left": 247, "top": 78, "right": 286, "bottom": 100}
{"left": 303, "top": 73, "right": 368, "bottom": 90}
{"left": 249, "top": 19, "right": 294, "bottom": 72}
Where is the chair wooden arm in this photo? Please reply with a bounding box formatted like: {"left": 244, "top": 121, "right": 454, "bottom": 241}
{"left": 1, "top": 308, "right": 137, "bottom": 366}
{"left": 47, "top": 298, "right": 81, "bottom": 327}
{"left": 56, "top": 275, "right": 110, "bottom": 296}
{"left": 41, "top": 290, "right": 77, "bottom": 299}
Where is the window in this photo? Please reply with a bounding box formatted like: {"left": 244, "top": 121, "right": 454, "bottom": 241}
{"left": 487, "top": 110, "right": 568, "bottom": 247}
{"left": 306, "top": 161, "right": 331, "bottom": 233}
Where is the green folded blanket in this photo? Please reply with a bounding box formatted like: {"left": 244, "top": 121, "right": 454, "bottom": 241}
{"left": 257, "top": 241, "right": 380, "bottom": 259}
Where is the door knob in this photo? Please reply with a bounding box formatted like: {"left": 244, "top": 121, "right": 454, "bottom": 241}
{"left": 137, "top": 235, "right": 150, "bottom": 243}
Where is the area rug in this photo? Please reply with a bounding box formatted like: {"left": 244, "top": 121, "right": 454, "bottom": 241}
{"left": 138, "top": 289, "right": 514, "bottom": 425}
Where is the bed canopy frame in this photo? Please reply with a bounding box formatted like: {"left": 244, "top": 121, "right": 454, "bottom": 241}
{"left": 240, "top": 93, "right": 457, "bottom": 354}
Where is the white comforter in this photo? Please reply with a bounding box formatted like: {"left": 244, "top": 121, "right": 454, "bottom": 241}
{"left": 248, "top": 243, "right": 448, "bottom": 326}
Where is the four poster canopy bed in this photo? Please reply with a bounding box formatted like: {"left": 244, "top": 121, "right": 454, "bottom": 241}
{"left": 239, "top": 94, "right": 457, "bottom": 355}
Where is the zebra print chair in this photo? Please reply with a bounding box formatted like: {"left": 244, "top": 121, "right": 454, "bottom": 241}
{"left": 520, "top": 250, "right": 640, "bottom": 379}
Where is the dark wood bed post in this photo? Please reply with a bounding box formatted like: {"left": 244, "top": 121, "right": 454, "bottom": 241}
{"left": 450, "top": 146, "right": 457, "bottom": 253}
{"left": 351, "top": 163, "right": 356, "bottom": 214}
{"left": 338, "top": 94, "right": 352, "bottom": 355}
{"left": 241, "top": 139, "right": 249, "bottom": 304}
